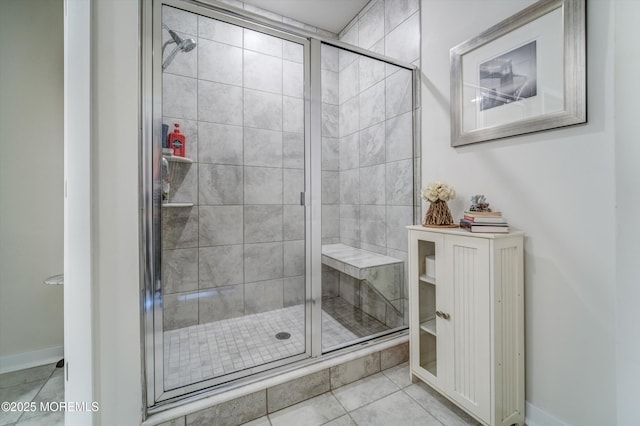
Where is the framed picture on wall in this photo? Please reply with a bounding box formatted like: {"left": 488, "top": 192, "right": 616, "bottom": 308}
{"left": 450, "top": 0, "right": 586, "bottom": 147}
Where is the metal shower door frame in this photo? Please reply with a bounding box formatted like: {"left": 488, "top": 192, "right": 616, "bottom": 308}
{"left": 142, "top": 0, "right": 314, "bottom": 408}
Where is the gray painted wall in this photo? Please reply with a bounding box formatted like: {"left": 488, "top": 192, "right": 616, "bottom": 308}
{"left": 0, "top": 0, "right": 64, "bottom": 371}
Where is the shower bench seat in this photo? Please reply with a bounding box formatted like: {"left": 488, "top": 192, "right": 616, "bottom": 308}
{"left": 321, "top": 243, "right": 403, "bottom": 280}
{"left": 321, "top": 243, "right": 405, "bottom": 320}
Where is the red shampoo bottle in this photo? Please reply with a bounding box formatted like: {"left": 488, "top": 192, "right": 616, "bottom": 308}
{"left": 168, "top": 123, "right": 186, "bottom": 157}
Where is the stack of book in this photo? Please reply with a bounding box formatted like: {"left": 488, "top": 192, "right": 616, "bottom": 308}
{"left": 459, "top": 211, "right": 509, "bottom": 233}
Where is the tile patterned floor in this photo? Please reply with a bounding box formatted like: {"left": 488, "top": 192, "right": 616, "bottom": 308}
{"left": 0, "top": 363, "right": 64, "bottom": 426}
{"left": 321, "top": 297, "right": 389, "bottom": 348}
{"left": 246, "top": 363, "right": 482, "bottom": 426}
{"left": 164, "top": 305, "right": 306, "bottom": 389}
{"left": 1, "top": 364, "right": 480, "bottom": 426}
{"left": 0, "top": 299, "right": 399, "bottom": 426}
{"left": 164, "top": 298, "right": 391, "bottom": 389}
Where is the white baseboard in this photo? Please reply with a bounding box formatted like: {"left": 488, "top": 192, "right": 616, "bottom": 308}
{"left": 0, "top": 346, "right": 64, "bottom": 374}
{"left": 526, "top": 401, "right": 569, "bottom": 426}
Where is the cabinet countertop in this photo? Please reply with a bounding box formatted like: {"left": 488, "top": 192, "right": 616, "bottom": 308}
{"left": 406, "top": 225, "right": 524, "bottom": 239}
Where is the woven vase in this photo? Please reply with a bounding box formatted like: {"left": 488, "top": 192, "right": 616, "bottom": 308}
{"left": 424, "top": 199, "right": 454, "bottom": 226}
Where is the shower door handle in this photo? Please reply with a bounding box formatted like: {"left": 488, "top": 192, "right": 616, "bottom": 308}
{"left": 300, "top": 192, "right": 306, "bottom": 206}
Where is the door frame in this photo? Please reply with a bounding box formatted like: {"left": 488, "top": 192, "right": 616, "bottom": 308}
{"left": 64, "top": 0, "right": 95, "bottom": 423}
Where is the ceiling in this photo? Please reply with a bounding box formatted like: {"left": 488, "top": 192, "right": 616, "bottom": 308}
{"left": 240, "top": 0, "right": 369, "bottom": 34}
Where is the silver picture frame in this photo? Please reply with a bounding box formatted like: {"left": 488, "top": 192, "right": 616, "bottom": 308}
{"left": 450, "top": 0, "right": 586, "bottom": 147}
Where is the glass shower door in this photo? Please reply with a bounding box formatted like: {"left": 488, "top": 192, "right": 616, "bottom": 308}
{"left": 155, "top": 2, "right": 310, "bottom": 398}
{"left": 319, "top": 42, "right": 415, "bottom": 352}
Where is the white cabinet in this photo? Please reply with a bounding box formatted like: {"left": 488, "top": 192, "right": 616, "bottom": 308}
{"left": 407, "top": 226, "right": 525, "bottom": 426}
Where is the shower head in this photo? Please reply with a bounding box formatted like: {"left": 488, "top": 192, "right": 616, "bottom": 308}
{"left": 167, "top": 29, "right": 196, "bottom": 52}
{"left": 167, "top": 28, "right": 182, "bottom": 45}
{"left": 162, "top": 25, "right": 197, "bottom": 70}
{"left": 180, "top": 38, "right": 197, "bottom": 53}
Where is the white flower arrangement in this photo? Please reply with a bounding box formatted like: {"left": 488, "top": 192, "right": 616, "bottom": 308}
{"left": 421, "top": 181, "right": 456, "bottom": 203}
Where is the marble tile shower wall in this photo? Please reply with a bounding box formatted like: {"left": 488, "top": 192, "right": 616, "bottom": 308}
{"left": 159, "top": 1, "right": 418, "bottom": 331}
{"left": 161, "top": 5, "right": 325, "bottom": 331}
{"left": 323, "top": 0, "right": 421, "bottom": 309}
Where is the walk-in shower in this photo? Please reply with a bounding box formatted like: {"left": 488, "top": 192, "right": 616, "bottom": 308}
{"left": 143, "top": 0, "right": 419, "bottom": 409}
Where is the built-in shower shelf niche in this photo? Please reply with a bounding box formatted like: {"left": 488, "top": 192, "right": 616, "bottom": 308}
{"left": 163, "top": 154, "right": 193, "bottom": 164}
{"left": 163, "top": 202, "right": 194, "bottom": 208}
